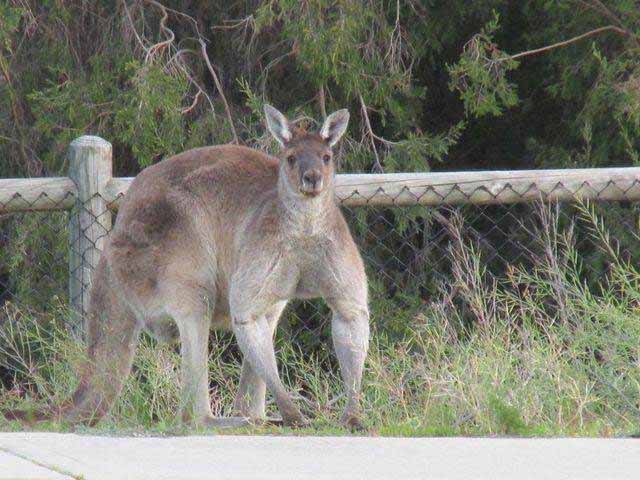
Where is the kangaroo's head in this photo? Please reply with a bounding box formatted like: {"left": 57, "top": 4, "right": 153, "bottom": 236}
{"left": 264, "top": 105, "right": 349, "bottom": 199}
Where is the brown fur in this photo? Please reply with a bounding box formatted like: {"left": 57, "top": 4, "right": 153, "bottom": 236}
{"left": 5, "top": 107, "right": 369, "bottom": 429}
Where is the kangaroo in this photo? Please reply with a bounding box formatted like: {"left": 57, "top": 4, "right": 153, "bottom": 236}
{"left": 7, "top": 105, "right": 370, "bottom": 429}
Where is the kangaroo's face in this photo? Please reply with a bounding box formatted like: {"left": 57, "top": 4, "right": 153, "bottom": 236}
{"left": 264, "top": 105, "right": 349, "bottom": 199}
{"left": 280, "top": 132, "right": 333, "bottom": 197}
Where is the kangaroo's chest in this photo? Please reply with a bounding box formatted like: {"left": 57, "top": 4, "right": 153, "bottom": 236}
{"left": 281, "top": 235, "right": 333, "bottom": 299}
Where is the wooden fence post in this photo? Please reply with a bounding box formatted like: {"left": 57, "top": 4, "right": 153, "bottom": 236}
{"left": 68, "top": 135, "right": 112, "bottom": 334}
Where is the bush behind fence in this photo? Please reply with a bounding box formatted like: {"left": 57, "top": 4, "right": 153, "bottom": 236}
{"left": 1, "top": 136, "right": 640, "bottom": 395}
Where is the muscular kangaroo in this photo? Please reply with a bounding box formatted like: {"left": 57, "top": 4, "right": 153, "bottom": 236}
{"left": 7, "top": 105, "right": 370, "bottom": 429}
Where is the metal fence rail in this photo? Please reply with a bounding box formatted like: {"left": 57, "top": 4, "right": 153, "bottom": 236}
{"left": 0, "top": 136, "right": 639, "bottom": 343}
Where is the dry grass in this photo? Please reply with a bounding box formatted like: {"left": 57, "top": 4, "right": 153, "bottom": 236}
{"left": 1, "top": 202, "right": 639, "bottom": 437}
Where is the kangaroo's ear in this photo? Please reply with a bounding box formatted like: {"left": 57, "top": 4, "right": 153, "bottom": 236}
{"left": 320, "top": 109, "right": 350, "bottom": 147}
{"left": 264, "top": 104, "right": 292, "bottom": 147}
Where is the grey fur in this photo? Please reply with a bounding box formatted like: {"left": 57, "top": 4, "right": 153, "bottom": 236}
{"left": 52, "top": 106, "right": 370, "bottom": 429}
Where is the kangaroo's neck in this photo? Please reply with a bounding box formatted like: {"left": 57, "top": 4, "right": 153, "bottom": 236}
{"left": 277, "top": 174, "right": 338, "bottom": 238}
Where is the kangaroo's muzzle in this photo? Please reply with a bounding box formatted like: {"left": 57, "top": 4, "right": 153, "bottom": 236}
{"left": 300, "top": 170, "right": 324, "bottom": 196}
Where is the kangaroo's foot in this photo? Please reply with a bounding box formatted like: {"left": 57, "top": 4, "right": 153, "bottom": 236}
{"left": 199, "top": 415, "right": 252, "bottom": 429}
{"left": 262, "top": 416, "right": 284, "bottom": 426}
{"left": 237, "top": 415, "right": 286, "bottom": 427}
{"left": 237, "top": 392, "right": 309, "bottom": 428}
{"left": 280, "top": 405, "right": 310, "bottom": 428}
{"left": 232, "top": 394, "right": 267, "bottom": 424}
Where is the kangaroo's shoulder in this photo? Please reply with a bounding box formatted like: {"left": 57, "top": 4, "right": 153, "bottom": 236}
{"left": 118, "top": 145, "right": 278, "bottom": 213}
{"left": 328, "top": 208, "right": 364, "bottom": 263}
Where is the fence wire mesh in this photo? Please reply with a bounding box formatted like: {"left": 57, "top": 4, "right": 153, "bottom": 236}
{"left": 1, "top": 180, "right": 639, "bottom": 361}
{"left": 0, "top": 193, "right": 74, "bottom": 319}
{"left": 286, "top": 196, "right": 640, "bottom": 350}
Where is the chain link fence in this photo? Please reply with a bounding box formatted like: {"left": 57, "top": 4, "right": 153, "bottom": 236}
{"left": 0, "top": 194, "right": 73, "bottom": 319}
{"left": 1, "top": 175, "right": 639, "bottom": 356}
{"left": 287, "top": 189, "right": 640, "bottom": 349}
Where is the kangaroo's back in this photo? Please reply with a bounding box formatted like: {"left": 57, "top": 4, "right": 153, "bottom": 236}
{"left": 115, "top": 144, "right": 279, "bottom": 240}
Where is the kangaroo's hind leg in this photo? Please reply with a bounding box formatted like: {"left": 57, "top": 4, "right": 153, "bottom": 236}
{"left": 231, "top": 311, "right": 306, "bottom": 427}
{"left": 322, "top": 241, "right": 370, "bottom": 430}
{"left": 166, "top": 288, "right": 250, "bottom": 429}
{"left": 230, "top": 252, "right": 306, "bottom": 427}
{"left": 233, "top": 300, "right": 287, "bottom": 421}
{"left": 328, "top": 297, "right": 369, "bottom": 430}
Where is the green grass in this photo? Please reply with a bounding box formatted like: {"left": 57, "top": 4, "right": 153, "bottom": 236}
{"left": 1, "top": 202, "right": 639, "bottom": 437}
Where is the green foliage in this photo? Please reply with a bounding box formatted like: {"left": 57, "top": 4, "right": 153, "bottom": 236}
{"left": 2, "top": 1, "right": 639, "bottom": 175}
{"left": 27, "top": 54, "right": 203, "bottom": 169}
{"left": 254, "top": 0, "right": 411, "bottom": 101}
{"left": 0, "top": 4, "right": 23, "bottom": 50}
{"left": 487, "top": 394, "right": 536, "bottom": 436}
{"left": 520, "top": 1, "right": 640, "bottom": 167}
{"left": 114, "top": 63, "right": 190, "bottom": 166}
{"left": 578, "top": 46, "right": 640, "bottom": 165}
{"left": 0, "top": 213, "right": 68, "bottom": 312}
{"left": 448, "top": 12, "right": 519, "bottom": 118}
{"left": 385, "top": 122, "right": 466, "bottom": 172}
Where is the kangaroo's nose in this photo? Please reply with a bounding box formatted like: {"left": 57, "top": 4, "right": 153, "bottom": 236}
{"left": 302, "top": 170, "right": 320, "bottom": 186}
{"left": 301, "top": 170, "right": 323, "bottom": 194}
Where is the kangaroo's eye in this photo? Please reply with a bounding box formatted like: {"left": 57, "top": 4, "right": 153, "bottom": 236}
{"left": 323, "top": 154, "right": 331, "bottom": 165}
{"left": 287, "top": 155, "right": 296, "bottom": 167}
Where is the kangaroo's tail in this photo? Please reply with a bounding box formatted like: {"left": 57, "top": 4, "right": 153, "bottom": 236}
{"left": 4, "top": 256, "right": 139, "bottom": 426}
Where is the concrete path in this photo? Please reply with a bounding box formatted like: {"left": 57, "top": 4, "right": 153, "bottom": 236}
{"left": 0, "top": 433, "right": 639, "bottom": 480}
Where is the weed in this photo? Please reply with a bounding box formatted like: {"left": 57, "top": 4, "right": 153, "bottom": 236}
{"left": 1, "top": 202, "right": 639, "bottom": 437}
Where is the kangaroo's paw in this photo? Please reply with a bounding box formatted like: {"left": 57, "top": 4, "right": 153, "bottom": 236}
{"left": 249, "top": 415, "right": 285, "bottom": 426}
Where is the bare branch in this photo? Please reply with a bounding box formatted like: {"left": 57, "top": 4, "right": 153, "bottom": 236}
{"left": 180, "top": 89, "right": 201, "bottom": 114}
{"left": 144, "top": 0, "right": 175, "bottom": 64}
{"left": 574, "top": 0, "right": 640, "bottom": 47}
{"left": 137, "top": 0, "right": 238, "bottom": 138}
{"left": 127, "top": 2, "right": 211, "bottom": 121}
{"left": 370, "top": 131, "right": 401, "bottom": 146}
{"left": 199, "top": 39, "right": 239, "bottom": 144}
{"left": 318, "top": 85, "right": 327, "bottom": 119}
{"left": 122, "top": 0, "right": 148, "bottom": 54}
{"left": 358, "top": 93, "right": 384, "bottom": 173}
{"left": 500, "top": 25, "right": 634, "bottom": 62}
